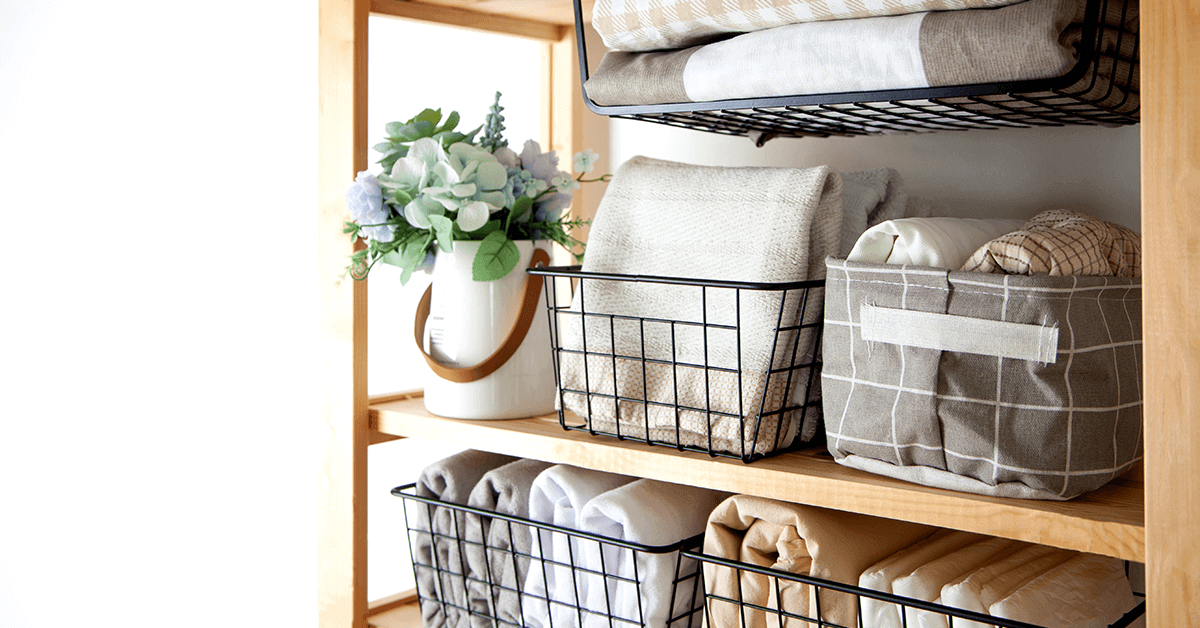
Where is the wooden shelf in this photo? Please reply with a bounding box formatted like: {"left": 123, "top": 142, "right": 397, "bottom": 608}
{"left": 371, "top": 391, "right": 1145, "bottom": 563}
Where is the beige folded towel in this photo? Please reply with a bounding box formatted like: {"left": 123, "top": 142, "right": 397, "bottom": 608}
{"left": 857, "top": 530, "right": 986, "bottom": 628}
{"left": 940, "top": 543, "right": 1068, "bottom": 628}
{"left": 560, "top": 157, "right": 843, "bottom": 457}
{"left": 960, "top": 209, "right": 1141, "bottom": 277}
{"left": 703, "top": 495, "right": 936, "bottom": 628}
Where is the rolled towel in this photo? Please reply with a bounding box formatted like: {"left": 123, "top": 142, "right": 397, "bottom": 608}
{"left": 578, "top": 480, "right": 732, "bottom": 628}
{"left": 414, "top": 450, "right": 521, "bottom": 628}
{"left": 463, "top": 458, "right": 555, "bottom": 628}
{"left": 521, "top": 465, "right": 637, "bottom": 628}
{"left": 703, "top": 495, "right": 936, "bottom": 628}
{"left": 857, "top": 529, "right": 983, "bottom": 628}
{"left": 561, "top": 156, "right": 844, "bottom": 456}
{"left": 960, "top": 209, "right": 1142, "bottom": 277}
{"left": 940, "top": 543, "right": 1069, "bottom": 628}
{"left": 847, "top": 217, "right": 1026, "bottom": 269}
{"left": 989, "top": 553, "right": 1138, "bottom": 628}
{"left": 890, "top": 536, "right": 1023, "bottom": 628}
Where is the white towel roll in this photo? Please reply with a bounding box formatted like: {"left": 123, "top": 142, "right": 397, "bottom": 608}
{"left": 847, "top": 217, "right": 1026, "bottom": 269}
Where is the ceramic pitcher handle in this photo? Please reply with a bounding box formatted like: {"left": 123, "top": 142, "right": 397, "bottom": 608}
{"left": 413, "top": 248, "right": 552, "bottom": 383}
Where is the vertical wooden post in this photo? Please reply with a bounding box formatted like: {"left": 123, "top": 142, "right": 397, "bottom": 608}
{"left": 318, "top": 0, "right": 370, "bottom": 626}
{"left": 1141, "top": 0, "right": 1200, "bottom": 625}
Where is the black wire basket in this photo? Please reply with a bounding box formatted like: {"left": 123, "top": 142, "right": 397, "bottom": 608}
{"left": 394, "top": 483, "right": 707, "bottom": 628}
{"left": 528, "top": 266, "right": 825, "bottom": 463}
{"left": 573, "top": 0, "right": 1138, "bottom": 141}
{"left": 686, "top": 548, "right": 1147, "bottom": 628}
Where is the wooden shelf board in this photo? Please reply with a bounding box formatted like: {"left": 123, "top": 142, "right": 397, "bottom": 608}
{"left": 371, "top": 392, "right": 1145, "bottom": 562}
{"left": 370, "top": 0, "right": 593, "bottom": 33}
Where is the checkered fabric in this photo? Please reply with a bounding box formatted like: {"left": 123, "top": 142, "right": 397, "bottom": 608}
{"left": 822, "top": 258, "right": 1143, "bottom": 500}
{"left": 961, "top": 209, "right": 1142, "bottom": 277}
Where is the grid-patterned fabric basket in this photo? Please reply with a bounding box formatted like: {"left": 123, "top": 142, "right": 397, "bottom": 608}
{"left": 689, "top": 547, "right": 1146, "bottom": 628}
{"left": 394, "top": 483, "right": 706, "bottom": 628}
{"left": 821, "top": 258, "right": 1143, "bottom": 500}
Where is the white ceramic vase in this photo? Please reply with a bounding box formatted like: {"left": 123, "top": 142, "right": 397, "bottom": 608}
{"left": 421, "top": 239, "right": 557, "bottom": 419}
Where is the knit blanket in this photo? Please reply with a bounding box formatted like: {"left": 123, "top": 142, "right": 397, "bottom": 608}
{"left": 584, "top": 0, "right": 1139, "bottom": 116}
{"left": 558, "top": 156, "right": 843, "bottom": 457}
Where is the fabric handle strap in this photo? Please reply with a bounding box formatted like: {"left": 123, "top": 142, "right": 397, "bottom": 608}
{"left": 414, "top": 248, "right": 552, "bottom": 383}
{"left": 859, "top": 303, "right": 1059, "bottom": 363}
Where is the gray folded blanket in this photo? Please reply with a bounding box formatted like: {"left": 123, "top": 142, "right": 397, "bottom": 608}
{"left": 463, "top": 458, "right": 555, "bottom": 628}
{"left": 584, "top": 0, "right": 1139, "bottom": 116}
{"left": 414, "top": 450, "right": 520, "bottom": 628}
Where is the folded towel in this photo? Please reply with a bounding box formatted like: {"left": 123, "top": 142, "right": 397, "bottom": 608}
{"left": 848, "top": 217, "right": 1026, "bottom": 269}
{"left": 415, "top": 450, "right": 521, "bottom": 628}
{"left": 940, "top": 543, "right": 1069, "bottom": 628}
{"left": 990, "top": 553, "right": 1138, "bottom": 628}
{"left": 584, "top": 0, "right": 1138, "bottom": 116}
{"left": 890, "top": 536, "right": 1023, "bottom": 628}
{"left": 559, "top": 156, "right": 843, "bottom": 457}
{"left": 576, "top": 480, "right": 731, "bottom": 628}
{"left": 462, "top": 458, "right": 555, "bottom": 628}
{"left": 960, "top": 209, "right": 1142, "bottom": 277}
{"left": 521, "top": 465, "right": 638, "bottom": 628}
{"left": 703, "top": 495, "right": 936, "bottom": 628}
{"left": 593, "top": 0, "right": 1025, "bottom": 52}
{"left": 857, "top": 530, "right": 983, "bottom": 628}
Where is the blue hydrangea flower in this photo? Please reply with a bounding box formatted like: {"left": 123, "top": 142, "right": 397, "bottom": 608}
{"left": 346, "top": 171, "right": 395, "bottom": 242}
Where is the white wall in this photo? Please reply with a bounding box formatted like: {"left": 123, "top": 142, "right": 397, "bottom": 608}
{"left": 1, "top": 2, "right": 317, "bottom": 627}
{"left": 610, "top": 120, "right": 1142, "bottom": 230}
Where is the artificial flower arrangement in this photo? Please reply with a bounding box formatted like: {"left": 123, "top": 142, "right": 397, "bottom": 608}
{"left": 344, "top": 93, "right": 608, "bottom": 283}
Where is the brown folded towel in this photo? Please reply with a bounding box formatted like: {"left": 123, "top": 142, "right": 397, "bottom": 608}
{"left": 703, "top": 495, "right": 937, "bottom": 628}
{"left": 960, "top": 209, "right": 1141, "bottom": 277}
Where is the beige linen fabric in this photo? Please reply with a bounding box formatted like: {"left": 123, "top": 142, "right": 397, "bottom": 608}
{"left": 960, "top": 209, "right": 1142, "bottom": 277}
{"left": 558, "top": 156, "right": 842, "bottom": 457}
{"left": 702, "top": 495, "right": 937, "bottom": 628}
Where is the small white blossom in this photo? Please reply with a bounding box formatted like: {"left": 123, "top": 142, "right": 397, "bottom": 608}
{"left": 573, "top": 149, "right": 599, "bottom": 174}
{"left": 552, "top": 175, "right": 581, "bottom": 193}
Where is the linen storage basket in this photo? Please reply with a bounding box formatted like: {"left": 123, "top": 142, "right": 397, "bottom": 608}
{"left": 394, "top": 482, "right": 707, "bottom": 628}
{"left": 528, "top": 265, "right": 826, "bottom": 463}
{"left": 821, "top": 257, "right": 1142, "bottom": 500}
{"left": 686, "top": 546, "right": 1146, "bottom": 628}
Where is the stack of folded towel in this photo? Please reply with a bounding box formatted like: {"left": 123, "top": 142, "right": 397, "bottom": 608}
{"left": 409, "top": 451, "right": 729, "bottom": 628}
{"left": 560, "top": 157, "right": 939, "bottom": 456}
{"left": 585, "top": 0, "right": 1138, "bottom": 115}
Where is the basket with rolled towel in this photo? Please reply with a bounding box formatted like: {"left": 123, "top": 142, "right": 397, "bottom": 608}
{"left": 397, "top": 451, "right": 731, "bottom": 628}
{"left": 572, "top": 0, "right": 1138, "bottom": 141}
{"left": 822, "top": 210, "right": 1143, "bottom": 500}
{"left": 692, "top": 494, "right": 1146, "bottom": 628}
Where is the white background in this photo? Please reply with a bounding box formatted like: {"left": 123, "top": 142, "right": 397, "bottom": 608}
{"left": 0, "top": 2, "right": 1141, "bottom": 627}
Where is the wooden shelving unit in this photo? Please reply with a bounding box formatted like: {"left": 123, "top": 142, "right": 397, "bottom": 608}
{"left": 318, "top": 0, "right": 1200, "bottom": 626}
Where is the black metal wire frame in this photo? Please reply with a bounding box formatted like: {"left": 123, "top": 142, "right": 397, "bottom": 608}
{"left": 393, "top": 483, "right": 707, "bottom": 628}
{"left": 572, "top": 0, "right": 1138, "bottom": 141}
{"left": 527, "top": 266, "right": 825, "bottom": 463}
{"left": 686, "top": 549, "right": 1148, "bottom": 628}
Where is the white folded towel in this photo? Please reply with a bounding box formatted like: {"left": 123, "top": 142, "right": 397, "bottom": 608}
{"left": 847, "top": 217, "right": 1026, "bottom": 269}
{"left": 521, "top": 465, "right": 637, "bottom": 628}
{"left": 577, "top": 480, "right": 731, "bottom": 628}
{"left": 857, "top": 530, "right": 983, "bottom": 628}
{"left": 939, "top": 543, "right": 1067, "bottom": 628}
{"left": 990, "top": 553, "right": 1138, "bottom": 628}
{"left": 891, "top": 537, "right": 1023, "bottom": 628}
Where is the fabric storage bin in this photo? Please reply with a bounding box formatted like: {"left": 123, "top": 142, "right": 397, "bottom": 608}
{"left": 529, "top": 265, "right": 826, "bottom": 463}
{"left": 821, "top": 257, "right": 1143, "bottom": 500}
{"left": 687, "top": 546, "right": 1146, "bottom": 628}
{"left": 394, "top": 482, "right": 707, "bottom": 628}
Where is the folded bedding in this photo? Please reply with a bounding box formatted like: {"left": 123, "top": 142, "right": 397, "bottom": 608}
{"left": 521, "top": 465, "right": 637, "bottom": 628}
{"left": 577, "top": 480, "right": 731, "bottom": 628}
{"left": 939, "top": 543, "right": 1070, "bottom": 628}
{"left": 989, "top": 553, "right": 1138, "bottom": 628}
{"left": 414, "top": 450, "right": 521, "bottom": 628}
{"left": 857, "top": 529, "right": 985, "bottom": 628}
{"left": 890, "top": 536, "right": 1022, "bottom": 628}
{"left": 961, "top": 208, "right": 1142, "bottom": 276}
{"left": 584, "top": 0, "right": 1139, "bottom": 113}
{"left": 847, "top": 217, "right": 1026, "bottom": 269}
{"left": 593, "top": 0, "right": 1026, "bottom": 52}
{"left": 559, "top": 156, "right": 844, "bottom": 456}
{"left": 462, "top": 458, "right": 555, "bottom": 628}
{"left": 703, "top": 495, "right": 936, "bottom": 628}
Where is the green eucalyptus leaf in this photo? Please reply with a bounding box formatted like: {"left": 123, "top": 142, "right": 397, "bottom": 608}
{"left": 373, "top": 141, "right": 396, "bottom": 154}
{"left": 440, "top": 110, "right": 460, "bottom": 132}
{"left": 507, "top": 196, "right": 533, "bottom": 228}
{"left": 385, "top": 121, "right": 405, "bottom": 139}
{"left": 470, "top": 219, "right": 503, "bottom": 238}
{"left": 428, "top": 215, "right": 455, "bottom": 252}
{"left": 379, "top": 249, "right": 407, "bottom": 268}
{"left": 472, "top": 232, "right": 519, "bottom": 281}
{"left": 413, "top": 108, "right": 442, "bottom": 126}
{"left": 392, "top": 188, "right": 414, "bottom": 205}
